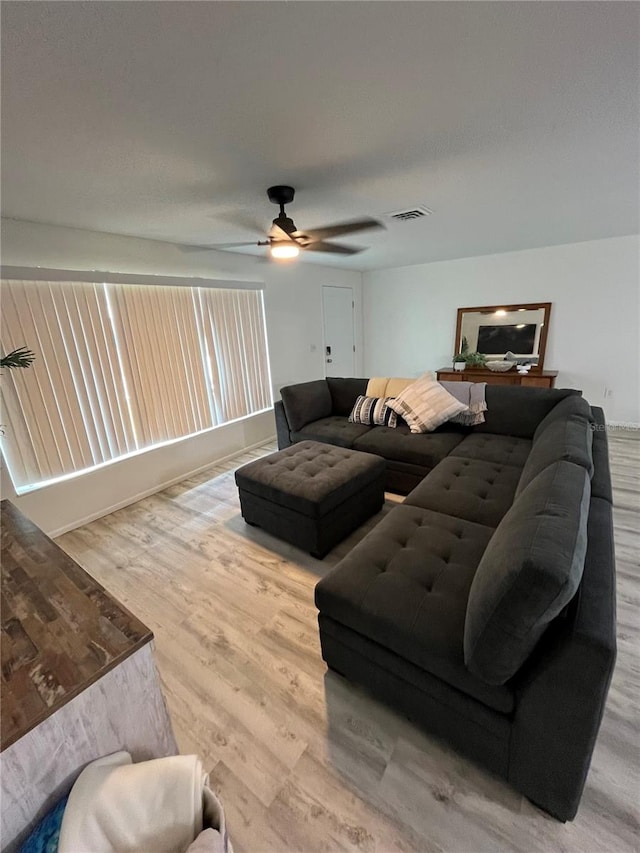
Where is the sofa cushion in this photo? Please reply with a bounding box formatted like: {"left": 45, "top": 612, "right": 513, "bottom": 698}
{"left": 281, "top": 380, "right": 332, "bottom": 432}
{"left": 405, "top": 457, "right": 522, "bottom": 528}
{"left": 366, "top": 377, "right": 414, "bottom": 398}
{"left": 327, "top": 377, "right": 369, "bottom": 416}
{"left": 464, "top": 461, "right": 591, "bottom": 685}
{"left": 315, "top": 504, "right": 513, "bottom": 712}
{"left": 474, "top": 386, "right": 581, "bottom": 439}
{"left": 235, "top": 440, "right": 385, "bottom": 519}
{"left": 349, "top": 395, "right": 398, "bottom": 428}
{"left": 450, "top": 433, "right": 532, "bottom": 469}
{"left": 516, "top": 415, "right": 594, "bottom": 496}
{"left": 293, "top": 416, "right": 371, "bottom": 448}
{"left": 353, "top": 425, "right": 465, "bottom": 468}
{"left": 389, "top": 372, "right": 468, "bottom": 433}
{"left": 532, "top": 394, "right": 594, "bottom": 442}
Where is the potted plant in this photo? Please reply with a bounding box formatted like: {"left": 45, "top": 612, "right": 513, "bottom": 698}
{"left": 453, "top": 336, "right": 469, "bottom": 371}
{"left": 1, "top": 346, "right": 35, "bottom": 371}
{"left": 453, "top": 353, "right": 467, "bottom": 372}
{"left": 1, "top": 346, "right": 35, "bottom": 435}
{"left": 464, "top": 351, "right": 487, "bottom": 369}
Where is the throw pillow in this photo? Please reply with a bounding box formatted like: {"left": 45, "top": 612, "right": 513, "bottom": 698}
{"left": 349, "top": 395, "right": 398, "bottom": 427}
{"left": 388, "top": 372, "right": 467, "bottom": 433}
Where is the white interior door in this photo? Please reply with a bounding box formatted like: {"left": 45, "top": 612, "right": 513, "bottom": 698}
{"left": 322, "top": 286, "right": 355, "bottom": 377}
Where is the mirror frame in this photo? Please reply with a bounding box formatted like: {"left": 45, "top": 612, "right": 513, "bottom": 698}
{"left": 455, "top": 302, "right": 552, "bottom": 371}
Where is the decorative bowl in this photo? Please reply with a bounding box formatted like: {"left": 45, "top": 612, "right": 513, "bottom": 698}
{"left": 486, "top": 360, "right": 514, "bottom": 372}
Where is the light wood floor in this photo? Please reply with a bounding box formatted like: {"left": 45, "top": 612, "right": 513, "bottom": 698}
{"left": 57, "top": 430, "right": 640, "bottom": 853}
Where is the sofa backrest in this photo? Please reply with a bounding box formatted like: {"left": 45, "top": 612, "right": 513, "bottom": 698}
{"left": 532, "top": 394, "right": 594, "bottom": 442}
{"left": 279, "top": 377, "right": 584, "bottom": 443}
{"left": 464, "top": 460, "right": 591, "bottom": 686}
{"left": 474, "top": 386, "right": 581, "bottom": 438}
{"left": 590, "top": 407, "right": 613, "bottom": 503}
{"left": 516, "top": 402, "right": 594, "bottom": 497}
{"left": 367, "top": 378, "right": 583, "bottom": 440}
{"left": 279, "top": 378, "right": 369, "bottom": 432}
{"left": 280, "top": 380, "right": 332, "bottom": 432}
{"left": 366, "top": 377, "right": 415, "bottom": 398}
{"left": 326, "top": 378, "right": 369, "bottom": 416}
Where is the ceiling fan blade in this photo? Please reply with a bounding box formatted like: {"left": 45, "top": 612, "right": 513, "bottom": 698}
{"left": 180, "top": 241, "right": 264, "bottom": 252}
{"left": 218, "top": 213, "right": 266, "bottom": 234}
{"left": 303, "top": 241, "right": 362, "bottom": 255}
{"left": 270, "top": 223, "right": 300, "bottom": 243}
{"left": 296, "top": 218, "right": 383, "bottom": 242}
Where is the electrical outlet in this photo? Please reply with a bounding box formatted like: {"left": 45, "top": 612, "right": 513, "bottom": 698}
{"left": 604, "top": 387, "right": 613, "bottom": 398}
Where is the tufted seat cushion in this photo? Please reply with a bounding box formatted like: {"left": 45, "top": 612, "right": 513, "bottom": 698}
{"left": 235, "top": 440, "right": 385, "bottom": 519}
{"left": 293, "top": 416, "right": 371, "bottom": 448}
{"left": 315, "top": 504, "right": 514, "bottom": 713}
{"left": 404, "top": 457, "right": 522, "bottom": 528}
{"left": 353, "top": 424, "right": 465, "bottom": 468}
{"left": 450, "top": 433, "right": 531, "bottom": 469}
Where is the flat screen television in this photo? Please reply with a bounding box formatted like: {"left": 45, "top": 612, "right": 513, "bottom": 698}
{"left": 477, "top": 323, "right": 537, "bottom": 355}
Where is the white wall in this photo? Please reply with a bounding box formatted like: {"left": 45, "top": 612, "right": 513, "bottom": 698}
{"left": 363, "top": 235, "right": 640, "bottom": 425}
{"left": 0, "top": 218, "right": 363, "bottom": 533}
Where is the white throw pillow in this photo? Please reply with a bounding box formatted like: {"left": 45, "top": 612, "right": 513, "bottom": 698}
{"left": 388, "top": 372, "right": 467, "bottom": 433}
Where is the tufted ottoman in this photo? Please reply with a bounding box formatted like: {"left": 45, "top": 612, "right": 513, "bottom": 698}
{"left": 235, "top": 440, "right": 386, "bottom": 558}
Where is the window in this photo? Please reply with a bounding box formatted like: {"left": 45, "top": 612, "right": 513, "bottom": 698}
{"left": 0, "top": 276, "right": 272, "bottom": 492}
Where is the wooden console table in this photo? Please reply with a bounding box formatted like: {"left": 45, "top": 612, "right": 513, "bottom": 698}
{"left": 437, "top": 367, "right": 558, "bottom": 388}
{"left": 0, "top": 500, "right": 177, "bottom": 852}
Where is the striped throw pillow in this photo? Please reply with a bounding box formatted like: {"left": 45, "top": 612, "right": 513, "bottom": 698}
{"left": 349, "top": 395, "right": 398, "bottom": 428}
{"left": 388, "top": 372, "right": 467, "bottom": 433}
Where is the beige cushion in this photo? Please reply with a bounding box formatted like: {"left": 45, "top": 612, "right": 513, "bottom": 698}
{"left": 366, "top": 376, "right": 414, "bottom": 398}
{"left": 388, "top": 372, "right": 467, "bottom": 433}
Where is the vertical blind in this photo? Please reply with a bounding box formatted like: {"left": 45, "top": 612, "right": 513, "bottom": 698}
{"left": 108, "top": 284, "right": 215, "bottom": 445}
{"left": 1, "top": 279, "right": 272, "bottom": 491}
{"left": 197, "top": 288, "right": 272, "bottom": 422}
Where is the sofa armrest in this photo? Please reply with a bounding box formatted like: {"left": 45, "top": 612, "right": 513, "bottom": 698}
{"left": 590, "top": 407, "right": 613, "bottom": 502}
{"left": 509, "top": 496, "right": 616, "bottom": 820}
{"left": 280, "top": 379, "right": 332, "bottom": 432}
{"left": 274, "top": 400, "right": 293, "bottom": 449}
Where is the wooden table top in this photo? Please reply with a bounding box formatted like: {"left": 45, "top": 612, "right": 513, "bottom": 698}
{"left": 437, "top": 367, "right": 559, "bottom": 377}
{"left": 1, "top": 500, "right": 153, "bottom": 751}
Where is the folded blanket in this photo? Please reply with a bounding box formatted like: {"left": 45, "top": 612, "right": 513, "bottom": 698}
{"left": 59, "top": 752, "right": 230, "bottom": 853}
{"left": 440, "top": 380, "right": 487, "bottom": 426}
{"left": 187, "top": 828, "right": 227, "bottom": 853}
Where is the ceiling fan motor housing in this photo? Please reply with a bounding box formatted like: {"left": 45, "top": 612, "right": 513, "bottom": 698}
{"left": 272, "top": 215, "right": 297, "bottom": 235}
{"left": 267, "top": 185, "right": 295, "bottom": 206}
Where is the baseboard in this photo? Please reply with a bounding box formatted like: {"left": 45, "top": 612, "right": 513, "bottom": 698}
{"left": 49, "top": 434, "right": 276, "bottom": 538}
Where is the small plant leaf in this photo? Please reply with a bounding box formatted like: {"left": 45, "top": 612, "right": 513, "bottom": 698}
{"left": 0, "top": 346, "right": 36, "bottom": 370}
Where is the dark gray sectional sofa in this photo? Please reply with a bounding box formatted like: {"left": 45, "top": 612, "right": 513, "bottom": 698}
{"left": 275, "top": 378, "right": 616, "bottom": 821}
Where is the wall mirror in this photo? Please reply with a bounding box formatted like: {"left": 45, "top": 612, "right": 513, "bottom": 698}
{"left": 455, "top": 302, "right": 552, "bottom": 369}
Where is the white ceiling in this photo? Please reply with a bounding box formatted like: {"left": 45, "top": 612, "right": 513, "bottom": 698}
{"left": 1, "top": 2, "right": 638, "bottom": 271}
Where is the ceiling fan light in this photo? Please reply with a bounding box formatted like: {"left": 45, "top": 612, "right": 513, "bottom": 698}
{"left": 270, "top": 242, "right": 299, "bottom": 259}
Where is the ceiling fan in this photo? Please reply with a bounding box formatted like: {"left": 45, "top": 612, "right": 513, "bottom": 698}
{"left": 195, "top": 186, "right": 384, "bottom": 259}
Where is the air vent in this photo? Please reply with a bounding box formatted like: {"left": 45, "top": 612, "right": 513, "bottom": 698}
{"left": 385, "top": 205, "right": 433, "bottom": 222}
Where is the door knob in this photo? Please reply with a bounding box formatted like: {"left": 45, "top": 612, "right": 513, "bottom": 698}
{"left": 326, "top": 358, "right": 333, "bottom": 363}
